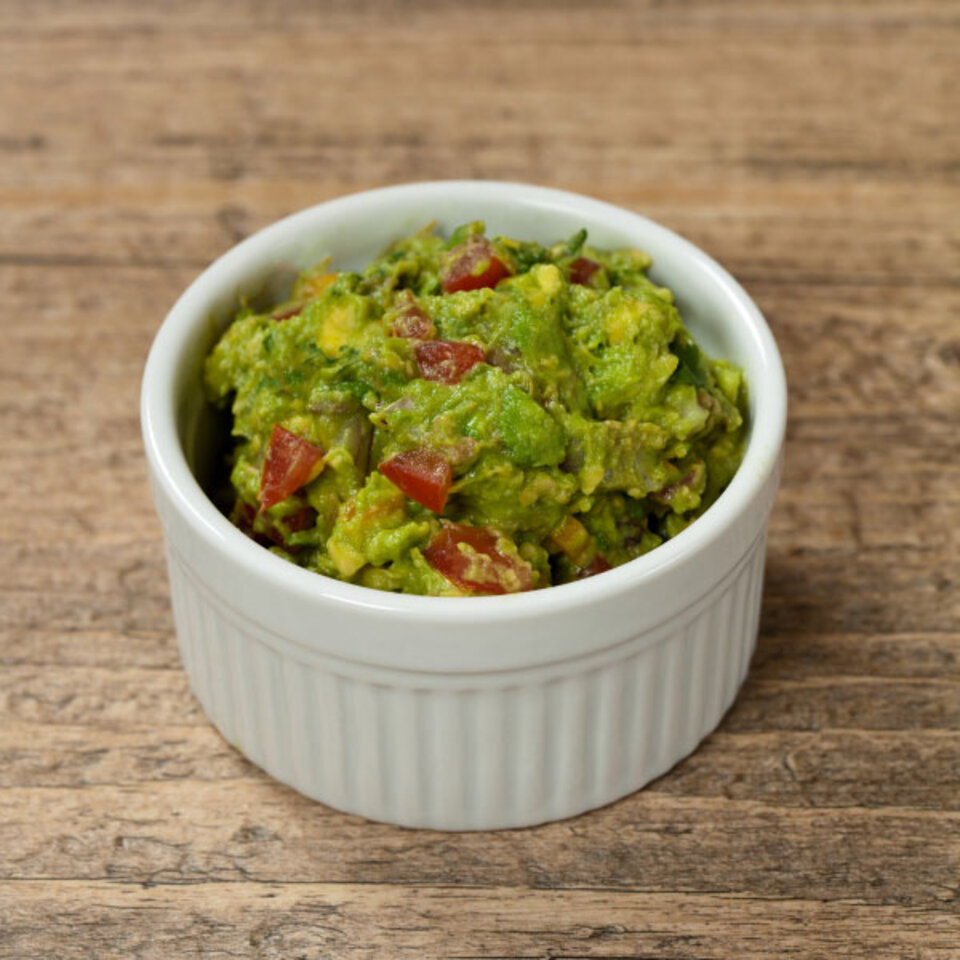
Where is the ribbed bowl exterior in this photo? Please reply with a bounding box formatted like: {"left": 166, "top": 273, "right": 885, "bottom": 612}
{"left": 164, "top": 531, "right": 767, "bottom": 830}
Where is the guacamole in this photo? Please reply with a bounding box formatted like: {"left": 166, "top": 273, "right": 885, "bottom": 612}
{"left": 204, "top": 223, "right": 746, "bottom": 596}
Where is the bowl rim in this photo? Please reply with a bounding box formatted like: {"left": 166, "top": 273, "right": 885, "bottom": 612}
{"left": 141, "top": 180, "right": 787, "bottom": 628}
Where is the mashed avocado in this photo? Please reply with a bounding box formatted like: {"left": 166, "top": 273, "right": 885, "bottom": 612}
{"left": 205, "top": 223, "right": 746, "bottom": 596}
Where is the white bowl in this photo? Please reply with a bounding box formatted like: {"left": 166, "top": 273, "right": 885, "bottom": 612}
{"left": 141, "top": 181, "right": 787, "bottom": 830}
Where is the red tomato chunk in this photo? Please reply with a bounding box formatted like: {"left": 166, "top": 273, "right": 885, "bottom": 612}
{"left": 259, "top": 425, "right": 325, "bottom": 512}
{"left": 414, "top": 340, "right": 485, "bottom": 384}
{"left": 285, "top": 505, "right": 318, "bottom": 533}
{"left": 379, "top": 448, "right": 452, "bottom": 514}
{"left": 569, "top": 257, "right": 601, "bottom": 286}
{"left": 441, "top": 237, "right": 513, "bottom": 293}
{"left": 423, "top": 522, "right": 534, "bottom": 595}
{"left": 271, "top": 304, "right": 304, "bottom": 322}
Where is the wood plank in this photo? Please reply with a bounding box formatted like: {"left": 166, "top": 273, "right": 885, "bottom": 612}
{"left": 0, "top": 780, "right": 957, "bottom": 909}
{"left": 761, "top": 548, "right": 960, "bottom": 635}
{"left": 0, "top": 722, "right": 252, "bottom": 790}
{"left": 3, "top": 880, "right": 958, "bottom": 960}
{"left": 752, "top": 631, "right": 960, "bottom": 681}
{"left": 0, "top": 9, "right": 955, "bottom": 195}
{"left": 3, "top": 0, "right": 959, "bottom": 30}
{"left": 0, "top": 665, "right": 200, "bottom": 728}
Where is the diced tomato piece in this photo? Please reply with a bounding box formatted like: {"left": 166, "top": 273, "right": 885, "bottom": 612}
{"left": 379, "top": 448, "right": 452, "bottom": 514}
{"left": 284, "top": 505, "right": 318, "bottom": 533}
{"left": 271, "top": 304, "right": 303, "bottom": 322}
{"left": 414, "top": 340, "right": 485, "bottom": 384}
{"left": 569, "top": 257, "right": 601, "bottom": 286}
{"left": 259, "top": 425, "right": 325, "bottom": 512}
{"left": 423, "top": 522, "right": 534, "bottom": 595}
{"left": 390, "top": 302, "right": 435, "bottom": 340}
{"left": 441, "top": 237, "right": 513, "bottom": 293}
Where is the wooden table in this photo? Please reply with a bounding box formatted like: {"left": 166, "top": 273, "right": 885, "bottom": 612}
{"left": 2, "top": 2, "right": 958, "bottom": 956}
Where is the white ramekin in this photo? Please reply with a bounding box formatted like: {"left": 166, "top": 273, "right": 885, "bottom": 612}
{"left": 141, "top": 181, "right": 786, "bottom": 830}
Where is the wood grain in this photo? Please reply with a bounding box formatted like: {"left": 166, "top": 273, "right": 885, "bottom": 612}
{"left": 5, "top": 881, "right": 959, "bottom": 960}
{"left": 1, "top": 0, "right": 958, "bottom": 956}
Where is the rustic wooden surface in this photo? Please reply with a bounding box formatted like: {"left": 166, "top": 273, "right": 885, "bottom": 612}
{"left": 2, "top": 1, "right": 958, "bottom": 957}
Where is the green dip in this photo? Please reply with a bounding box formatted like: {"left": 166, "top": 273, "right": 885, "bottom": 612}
{"left": 204, "top": 223, "right": 746, "bottom": 596}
